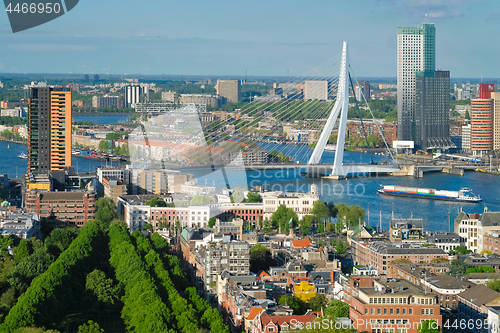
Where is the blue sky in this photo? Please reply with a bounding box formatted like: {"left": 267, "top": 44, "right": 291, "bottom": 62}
{"left": 1, "top": 0, "right": 499, "bottom": 78}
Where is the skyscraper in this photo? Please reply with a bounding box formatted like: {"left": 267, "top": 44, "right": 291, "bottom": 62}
{"left": 125, "top": 85, "right": 141, "bottom": 107}
{"left": 358, "top": 81, "right": 370, "bottom": 100}
{"left": 28, "top": 83, "right": 72, "bottom": 175}
{"left": 397, "top": 23, "right": 451, "bottom": 150}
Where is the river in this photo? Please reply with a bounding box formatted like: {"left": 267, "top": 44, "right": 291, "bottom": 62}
{"left": 73, "top": 114, "right": 131, "bottom": 124}
{"left": 188, "top": 143, "right": 499, "bottom": 232}
{"left": 1, "top": 122, "right": 498, "bottom": 232}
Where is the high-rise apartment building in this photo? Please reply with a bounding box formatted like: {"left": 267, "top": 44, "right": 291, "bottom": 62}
{"left": 92, "top": 95, "right": 121, "bottom": 108}
{"left": 358, "top": 81, "right": 370, "bottom": 99}
{"left": 216, "top": 80, "right": 241, "bottom": 103}
{"left": 471, "top": 98, "right": 494, "bottom": 153}
{"left": 28, "top": 84, "right": 72, "bottom": 175}
{"left": 125, "top": 85, "right": 141, "bottom": 107}
{"left": 462, "top": 124, "right": 471, "bottom": 151}
{"left": 493, "top": 92, "right": 500, "bottom": 150}
{"left": 414, "top": 71, "right": 450, "bottom": 149}
{"left": 397, "top": 23, "right": 451, "bottom": 150}
{"left": 304, "top": 80, "right": 328, "bottom": 101}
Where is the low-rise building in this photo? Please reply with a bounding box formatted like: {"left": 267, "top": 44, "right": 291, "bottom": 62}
{"left": 455, "top": 208, "right": 500, "bottom": 253}
{"left": 351, "top": 239, "right": 448, "bottom": 275}
{"left": 425, "top": 231, "right": 466, "bottom": 253}
{"left": 345, "top": 277, "right": 441, "bottom": 333}
{"left": 0, "top": 213, "right": 41, "bottom": 239}
{"left": 457, "top": 284, "right": 500, "bottom": 333}
{"left": 103, "top": 177, "right": 127, "bottom": 204}
{"left": 263, "top": 186, "right": 319, "bottom": 222}
{"left": 25, "top": 190, "right": 97, "bottom": 227}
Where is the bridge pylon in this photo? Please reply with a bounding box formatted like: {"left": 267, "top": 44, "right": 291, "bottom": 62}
{"left": 307, "top": 41, "right": 350, "bottom": 178}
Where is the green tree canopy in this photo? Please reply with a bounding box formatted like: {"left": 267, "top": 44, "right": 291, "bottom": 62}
{"left": 465, "top": 266, "right": 495, "bottom": 274}
{"left": 208, "top": 216, "right": 217, "bottom": 228}
{"left": 246, "top": 192, "right": 262, "bottom": 203}
{"left": 299, "top": 215, "right": 313, "bottom": 236}
{"left": 448, "top": 259, "right": 469, "bottom": 276}
{"left": 449, "top": 246, "right": 472, "bottom": 255}
{"left": 105, "top": 132, "right": 122, "bottom": 140}
{"left": 488, "top": 279, "right": 500, "bottom": 292}
{"left": 335, "top": 203, "right": 365, "bottom": 229}
{"left": 77, "top": 320, "right": 105, "bottom": 333}
{"left": 311, "top": 201, "right": 330, "bottom": 223}
{"left": 271, "top": 204, "right": 298, "bottom": 234}
{"left": 278, "top": 295, "right": 306, "bottom": 315}
{"left": 324, "top": 299, "right": 350, "bottom": 318}
{"left": 250, "top": 244, "right": 275, "bottom": 273}
{"left": 98, "top": 140, "right": 111, "bottom": 151}
{"left": 307, "top": 294, "right": 328, "bottom": 311}
{"left": 145, "top": 197, "right": 167, "bottom": 207}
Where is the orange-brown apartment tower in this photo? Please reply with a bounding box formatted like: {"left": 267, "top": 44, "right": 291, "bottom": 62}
{"left": 28, "top": 85, "right": 72, "bottom": 175}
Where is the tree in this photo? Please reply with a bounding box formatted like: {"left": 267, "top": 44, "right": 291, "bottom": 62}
{"left": 324, "top": 299, "right": 350, "bottom": 318}
{"left": 145, "top": 197, "right": 167, "bottom": 207}
{"left": 299, "top": 216, "right": 313, "bottom": 236}
{"left": 327, "top": 201, "right": 338, "bottom": 222}
{"left": 14, "top": 239, "right": 31, "bottom": 262}
{"left": 449, "top": 246, "right": 472, "bottom": 255}
{"left": 311, "top": 201, "right": 330, "bottom": 225}
{"left": 325, "top": 222, "right": 334, "bottom": 233}
{"left": 246, "top": 192, "right": 262, "bottom": 203}
{"left": 417, "top": 319, "right": 441, "bottom": 333}
{"left": 317, "top": 223, "right": 324, "bottom": 233}
{"left": 335, "top": 240, "right": 347, "bottom": 254}
{"left": 262, "top": 219, "right": 273, "bottom": 233}
{"left": 250, "top": 244, "right": 275, "bottom": 273}
{"left": 465, "top": 110, "right": 471, "bottom": 120}
{"left": 448, "top": 259, "right": 469, "bottom": 276}
{"left": 278, "top": 295, "right": 306, "bottom": 315}
{"left": 98, "top": 140, "right": 111, "bottom": 151}
{"left": 208, "top": 217, "right": 216, "bottom": 228}
{"left": 335, "top": 203, "right": 365, "bottom": 229}
{"left": 44, "top": 227, "right": 79, "bottom": 254}
{"left": 85, "top": 269, "right": 120, "bottom": 313}
{"left": 94, "top": 197, "right": 119, "bottom": 226}
{"left": 78, "top": 320, "right": 105, "bottom": 333}
{"left": 271, "top": 205, "right": 298, "bottom": 234}
{"left": 105, "top": 132, "right": 122, "bottom": 140}
{"left": 488, "top": 279, "right": 500, "bottom": 292}
{"left": 465, "top": 266, "right": 496, "bottom": 274}
{"left": 307, "top": 294, "right": 328, "bottom": 311}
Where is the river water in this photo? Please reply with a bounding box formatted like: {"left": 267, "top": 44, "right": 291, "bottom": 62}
{"left": 1, "top": 116, "right": 498, "bottom": 231}
{"left": 73, "top": 114, "right": 131, "bottom": 124}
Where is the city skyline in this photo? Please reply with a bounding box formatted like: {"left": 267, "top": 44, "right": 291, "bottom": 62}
{"left": 0, "top": 0, "right": 499, "bottom": 78}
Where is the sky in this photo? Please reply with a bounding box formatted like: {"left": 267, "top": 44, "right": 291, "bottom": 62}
{"left": 0, "top": 0, "right": 499, "bottom": 78}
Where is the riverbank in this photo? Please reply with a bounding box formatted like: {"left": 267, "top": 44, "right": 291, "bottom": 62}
{"left": 72, "top": 112, "right": 133, "bottom": 116}
{"left": 0, "top": 137, "right": 27, "bottom": 145}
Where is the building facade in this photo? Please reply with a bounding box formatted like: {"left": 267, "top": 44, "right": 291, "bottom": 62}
{"left": 25, "top": 191, "right": 96, "bottom": 227}
{"left": 28, "top": 84, "right": 72, "bottom": 175}
{"left": 414, "top": 70, "right": 451, "bottom": 149}
{"left": 125, "top": 85, "right": 140, "bottom": 107}
{"left": 471, "top": 98, "right": 494, "bottom": 153}
{"left": 216, "top": 80, "right": 241, "bottom": 103}
{"left": 304, "top": 80, "right": 328, "bottom": 101}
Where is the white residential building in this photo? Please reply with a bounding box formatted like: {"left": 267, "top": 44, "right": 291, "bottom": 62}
{"left": 455, "top": 208, "right": 500, "bottom": 253}
{"left": 304, "top": 80, "right": 328, "bottom": 101}
{"left": 262, "top": 185, "right": 319, "bottom": 221}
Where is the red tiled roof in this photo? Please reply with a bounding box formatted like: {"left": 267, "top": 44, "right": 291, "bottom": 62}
{"left": 247, "top": 306, "right": 264, "bottom": 321}
{"left": 292, "top": 238, "right": 312, "bottom": 248}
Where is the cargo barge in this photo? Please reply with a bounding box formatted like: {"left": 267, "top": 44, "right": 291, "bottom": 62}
{"left": 377, "top": 185, "right": 482, "bottom": 203}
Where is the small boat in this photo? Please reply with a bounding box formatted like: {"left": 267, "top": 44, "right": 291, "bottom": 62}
{"left": 7, "top": 145, "right": 9, "bottom": 149}
{"left": 17, "top": 152, "right": 28, "bottom": 159}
